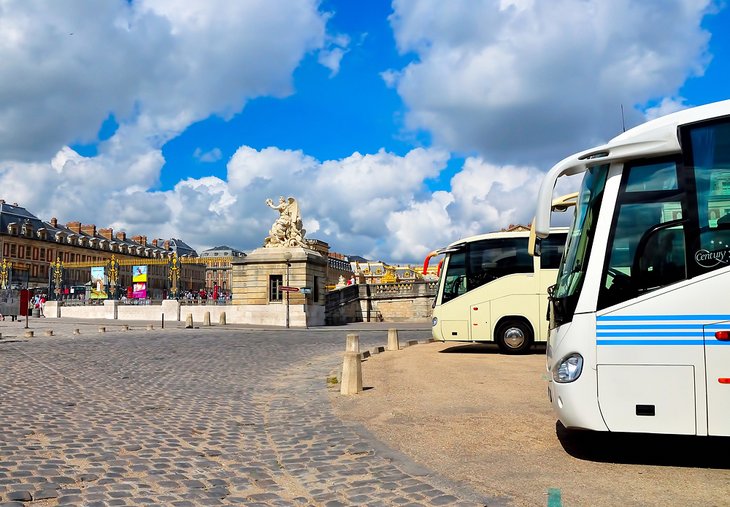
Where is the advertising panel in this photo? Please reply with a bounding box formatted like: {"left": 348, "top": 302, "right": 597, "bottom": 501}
{"left": 132, "top": 282, "right": 147, "bottom": 299}
{"left": 133, "top": 265, "right": 148, "bottom": 283}
{"left": 90, "top": 266, "right": 107, "bottom": 299}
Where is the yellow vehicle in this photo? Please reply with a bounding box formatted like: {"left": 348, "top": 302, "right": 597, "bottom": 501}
{"left": 425, "top": 195, "right": 575, "bottom": 354}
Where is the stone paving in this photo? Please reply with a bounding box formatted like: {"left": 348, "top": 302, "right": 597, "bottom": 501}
{"left": 0, "top": 321, "right": 495, "bottom": 506}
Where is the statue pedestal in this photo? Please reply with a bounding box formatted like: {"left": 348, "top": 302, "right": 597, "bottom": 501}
{"left": 231, "top": 246, "right": 327, "bottom": 327}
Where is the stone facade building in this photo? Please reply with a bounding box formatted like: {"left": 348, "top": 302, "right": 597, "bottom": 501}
{"left": 200, "top": 245, "right": 247, "bottom": 292}
{"left": 0, "top": 200, "right": 203, "bottom": 297}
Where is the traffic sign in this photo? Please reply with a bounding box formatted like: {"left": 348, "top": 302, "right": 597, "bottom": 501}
{"left": 280, "top": 286, "right": 299, "bottom": 292}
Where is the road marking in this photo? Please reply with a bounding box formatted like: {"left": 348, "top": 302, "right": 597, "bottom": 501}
{"left": 548, "top": 488, "right": 562, "bottom": 507}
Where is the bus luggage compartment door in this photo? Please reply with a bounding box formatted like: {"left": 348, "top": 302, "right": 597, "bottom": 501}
{"left": 597, "top": 364, "right": 696, "bottom": 435}
{"left": 441, "top": 320, "right": 470, "bottom": 341}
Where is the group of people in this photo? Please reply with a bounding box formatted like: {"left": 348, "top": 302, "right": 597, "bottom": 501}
{"left": 31, "top": 293, "right": 46, "bottom": 317}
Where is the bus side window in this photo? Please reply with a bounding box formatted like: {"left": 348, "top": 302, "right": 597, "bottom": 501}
{"left": 442, "top": 251, "right": 466, "bottom": 303}
{"left": 540, "top": 234, "right": 567, "bottom": 269}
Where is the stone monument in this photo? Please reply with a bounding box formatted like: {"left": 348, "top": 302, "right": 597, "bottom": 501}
{"left": 231, "top": 197, "right": 327, "bottom": 327}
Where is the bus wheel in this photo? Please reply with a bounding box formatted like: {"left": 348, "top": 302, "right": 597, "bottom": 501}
{"left": 495, "top": 320, "right": 533, "bottom": 354}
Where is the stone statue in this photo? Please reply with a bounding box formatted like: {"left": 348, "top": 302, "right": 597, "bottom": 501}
{"left": 264, "top": 196, "right": 307, "bottom": 248}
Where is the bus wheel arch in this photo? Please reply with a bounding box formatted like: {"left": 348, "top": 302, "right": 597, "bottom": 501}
{"left": 494, "top": 317, "right": 534, "bottom": 354}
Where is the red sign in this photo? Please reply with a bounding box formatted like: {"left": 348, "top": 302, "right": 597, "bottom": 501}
{"left": 280, "top": 286, "right": 299, "bottom": 292}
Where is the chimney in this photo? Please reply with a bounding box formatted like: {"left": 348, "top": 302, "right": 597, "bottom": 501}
{"left": 66, "top": 221, "right": 82, "bottom": 234}
{"left": 141, "top": 235, "right": 147, "bottom": 246}
{"left": 116, "top": 231, "right": 126, "bottom": 241}
{"left": 50, "top": 217, "right": 58, "bottom": 228}
{"left": 132, "top": 235, "right": 143, "bottom": 245}
{"left": 98, "top": 228, "right": 113, "bottom": 240}
{"left": 152, "top": 239, "right": 159, "bottom": 247}
{"left": 81, "top": 224, "right": 96, "bottom": 236}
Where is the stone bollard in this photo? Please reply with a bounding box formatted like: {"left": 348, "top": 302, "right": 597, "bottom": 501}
{"left": 98, "top": 326, "right": 106, "bottom": 333}
{"left": 185, "top": 313, "right": 193, "bottom": 329}
{"left": 219, "top": 312, "right": 226, "bottom": 325}
{"left": 203, "top": 311, "right": 211, "bottom": 326}
{"left": 340, "top": 351, "right": 363, "bottom": 395}
{"left": 387, "top": 328, "right": 400, "bottom": 351}
{"left": 73, "top": 329, "right": 80, "bottom": 335}
{"left": 146, "top": 324, "right": 154, "bottom": 331}
{"left": 345, "top": 333, "right": 360, "bottom": 353}
{"left": 44, "top": 330, "right": 54, "bottom": 337}
{"left": 24, "top": 330, "right": 34, "bottom": 338}
{"left": 122, "top": 324, "right": 129, "bottom": 331}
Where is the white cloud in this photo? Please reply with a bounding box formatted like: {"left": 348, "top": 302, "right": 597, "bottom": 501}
{"left": 193, "top": 148, "right": 223, "bottom": 163}
{"left": 388, "top": 0, "right": 715, "bottom": 165}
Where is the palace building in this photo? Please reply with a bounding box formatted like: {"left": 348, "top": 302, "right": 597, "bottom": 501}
{"left": 0, "top": 200, "right": 204, "bottom": 297}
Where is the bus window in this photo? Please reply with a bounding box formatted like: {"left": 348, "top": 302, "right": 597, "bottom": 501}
{"left": 467, "top": 237, "right": 532, "bottom": 290}
{"left": 540, "top": 233, "right": 568, "bottom": 269}
{"left": 442, "top": 251, "right": 466, "bottom": 303}
{"left": 598, "top": 159, "right": 687, "bottom": 310}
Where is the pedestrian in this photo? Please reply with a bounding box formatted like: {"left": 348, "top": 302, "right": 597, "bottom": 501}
{"left": 39, "top": 294, "right": 46, "bottom": 317}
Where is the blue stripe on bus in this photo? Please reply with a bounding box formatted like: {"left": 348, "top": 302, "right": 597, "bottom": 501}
{"left": 596, "top": 324, "right": 700, "bottom": 331}
{"left": 597, "top": 332, "right": 703, "bottom": 337}
{"left": 597, "top": 315, "right": 730, "bottom": 321}
{"left": 597, "top": 340, "right": 730, "bottom": 346}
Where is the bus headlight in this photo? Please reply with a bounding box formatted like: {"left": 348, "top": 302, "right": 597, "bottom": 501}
{"left": 552, "top": 353, "right": 583, "bottom": 383}
{"left": 432, "top": 317, "right": 438, "bottom": 327}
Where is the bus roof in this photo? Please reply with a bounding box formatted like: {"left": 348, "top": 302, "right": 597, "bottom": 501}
{"left": 534, "top": 99, "right": 730, "bottom": 238}
{"left": 439, "top": 226, "right": 568, "bottom": 253}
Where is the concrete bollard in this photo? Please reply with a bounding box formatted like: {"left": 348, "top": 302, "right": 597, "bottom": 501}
{"left": 345, "top": 333, "right": 360, "bottom": 353}
{"left": 146, "top": 324, "right": 154, "bottom": 331}
{"left": 203, "top": 311, "right": 211, "bottom": 326}
{"left": 219, "top": 312, "right": 226, "bottom": 325}
{"left": 24, "top": 330, "right": 34, "bottom": 338}
{"left": 73, "top": 329, "right": 80, "bottom": 335}
{"left": 340, "top": 351, "right": 363, "bottom": 395}
{"left": 122, "top": 324, "right": 129, "bottom": 331}
{"left": 387, "top": 328, "right": 400, "bottom": 351}
{"left": 98, "top": 326, "right": 106, "bottom": 333}
{"left": 185, "top": 313, "right": 193, "bottom": 329}
{"left": 44, "top": 330, "right": 54, "bottom": 337}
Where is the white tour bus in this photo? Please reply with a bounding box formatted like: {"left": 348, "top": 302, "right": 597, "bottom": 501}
{"left": 425, "top": 215, "right": 570, "bottom": 354}
{"left": 533, "top": 99, "right": 730, "bottom": 436}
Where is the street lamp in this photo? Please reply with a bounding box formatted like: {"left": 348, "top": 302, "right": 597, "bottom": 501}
{"left": 283, "top": 251, "right": 292, "bottom": 329}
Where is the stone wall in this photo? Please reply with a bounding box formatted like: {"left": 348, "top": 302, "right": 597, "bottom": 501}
{"left": 326, "top": 281, "right": 437, "bottom": 325}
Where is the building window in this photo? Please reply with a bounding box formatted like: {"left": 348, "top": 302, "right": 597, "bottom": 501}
{"left": 12, "top": 244, "right": 18, "bottom": 257}
{"left": 269, "top": 274, "right": 283, "bottom": 302}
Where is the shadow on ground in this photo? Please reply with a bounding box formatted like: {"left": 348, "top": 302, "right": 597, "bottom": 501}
{"left": 556, "top": 422, "right": 730, "bottom": 469}
{"left": 439, "top": 343, "right": 546, "bottom": 355}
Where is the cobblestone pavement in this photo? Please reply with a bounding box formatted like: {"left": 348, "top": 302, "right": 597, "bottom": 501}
{"left": 0, "top": 323, "right": 495, "bottom": 506}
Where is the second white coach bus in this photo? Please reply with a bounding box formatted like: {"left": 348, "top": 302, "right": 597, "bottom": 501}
{"left": 533, "top": 99, "right": 730, "bottom": 436}
{"left": 425, "top": 199, "right": 573, "bottom": 353}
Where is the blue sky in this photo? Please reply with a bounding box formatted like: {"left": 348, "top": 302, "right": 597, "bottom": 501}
{"left": 0, "top": 0, "right": 728, "bottom": 262}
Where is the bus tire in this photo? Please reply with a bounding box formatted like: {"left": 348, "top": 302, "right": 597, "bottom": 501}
{"left": 495, "top": 319, "right": 533, "bottom": 354}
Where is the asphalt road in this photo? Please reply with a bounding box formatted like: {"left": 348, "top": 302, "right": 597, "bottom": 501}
{"left": 0, "top": 319, "right": 490, "bottom": 506}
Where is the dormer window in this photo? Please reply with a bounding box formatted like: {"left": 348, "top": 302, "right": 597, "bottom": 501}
{"left": 7, "top": 222, "right": 18, "bottom": 235}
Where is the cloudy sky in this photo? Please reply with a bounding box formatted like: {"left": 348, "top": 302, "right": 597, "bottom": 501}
{"left": 0, "top": 0, "right": 727, "bottom": 263}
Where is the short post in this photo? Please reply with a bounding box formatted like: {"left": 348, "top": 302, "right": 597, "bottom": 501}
{"left": 146, "top": 324, "right": 154, "bottom": 330}
{"left": 340, "top": 351, "right": 363, "bottom": 395}
{"left": 387, "top": 328, "right": 400, "bottom": 351}
{"left": 24, "top": 330, "right": 34, "bottom": 338}
{"left": 44, "top": 330, "right": 53, "bottom": 337}
{"left": 203, "top": 311, "right": 211, "bottom": 326}
{"left": 73, "top": 329, "right": 80, "bottom": 335}
{"left": 345, "top": 333, "right": 360, "bottom": 353}
{"left": 219, "top": 312, "right": 226, "bottom": 325}
{"left": 185, "top": 313, "right": 193, "bottom": 329}
{"left": 162, "top": 314, "right": 165, "bottom": 329}
{"left": 122, "top": 324, "right": 129, "bottom": 331}
{"left": 98, "top": 326, "right": 106, "bottom": 333}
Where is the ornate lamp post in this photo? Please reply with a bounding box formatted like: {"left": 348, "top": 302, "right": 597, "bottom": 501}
{"left": 283, "top": 251, "right": 292, "bottom": 329}
{"left": 107, "top": 255, "right": 119, "bottom": 300}
{"left": 0, "top": 259, "right": 11, "bottom": 290}
{"left": 168, "top": 253, "right": 180, "bottom": 299}
{"left": 51, "top": 257, "right": 62, "bottom": 299}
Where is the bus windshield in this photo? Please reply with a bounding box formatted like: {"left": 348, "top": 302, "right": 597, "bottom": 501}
{"left": 441, "top": 237, "right": 533, "bottom": 304}
{"left": 551, "top": 164, "right": 609, "bottom": 325}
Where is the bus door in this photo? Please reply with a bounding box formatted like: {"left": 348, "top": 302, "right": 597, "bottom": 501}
{"left": 704, "top": 319, "right": 730, "bottom": 436}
